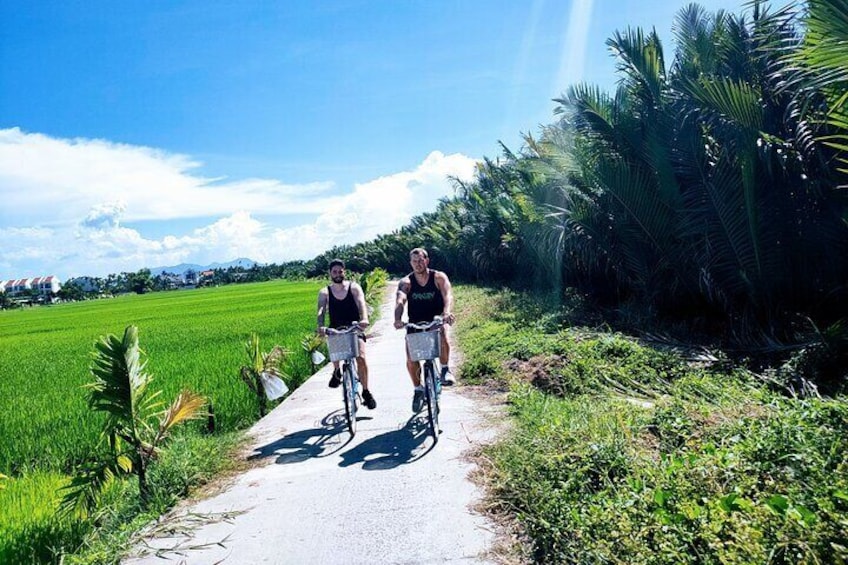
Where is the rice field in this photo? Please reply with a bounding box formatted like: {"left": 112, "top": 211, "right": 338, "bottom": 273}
{"left": 0, "top": 279, "right": 322, "bottom": 476}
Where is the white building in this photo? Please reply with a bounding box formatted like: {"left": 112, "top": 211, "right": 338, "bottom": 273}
{"left": 65, "top": 276, "right": 101, "bottom": 293}
{"left": 0, "top": 276, "right": 61, "bottom": 296}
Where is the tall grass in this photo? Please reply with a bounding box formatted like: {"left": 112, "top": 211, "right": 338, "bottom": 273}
{"left": 455, "top": 285, "right": 848, "bottom": 564}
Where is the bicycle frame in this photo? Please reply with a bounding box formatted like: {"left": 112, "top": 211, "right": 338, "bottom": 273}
{"left": 405, "top": 317, "right": 444, "bottom": 442}
{"left": 325, "top": 325, "right": 361, "bottom": 436}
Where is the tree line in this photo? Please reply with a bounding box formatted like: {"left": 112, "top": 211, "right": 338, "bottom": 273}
{"left": 33, "top": 2, "right": 848, "bottom": 387}
{"left": 314, "top": 1, "right": 848, "bottom": 387}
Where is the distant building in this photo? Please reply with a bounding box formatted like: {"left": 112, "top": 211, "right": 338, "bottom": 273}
{"left": 32, "top": 275, "right": 61, "bottom": 294}
{"left": 0, "top": 275, "right": 61, "bottom": 296}
{"left": 154, "top": 273, "right": 182, "bottom": 290}
{"left": 184, "top": 270, "right": 198, "bottom": 285}
{"left": 65, "top": 276, "right": 101, "bottom": 293}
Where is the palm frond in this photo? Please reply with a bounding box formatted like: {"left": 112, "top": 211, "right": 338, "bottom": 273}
{"left": 157, "top": 390, "right": 207, "bottom": 436}
{"left": 60, "top": 458, "right": 121, "bottom": 519}
{"left": 682, "top": 76, "right": 763, "bottom": 134}
{"left": 606, "top": 27, "right": 666, "bottom": 107}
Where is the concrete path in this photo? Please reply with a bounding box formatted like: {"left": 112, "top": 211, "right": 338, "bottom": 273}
{"left": 124, "top": 284, "right": 502, "bottom": 564}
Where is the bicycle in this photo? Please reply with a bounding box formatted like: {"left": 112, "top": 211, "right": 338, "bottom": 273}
{"left": 405, "top": 316, "right": 444, "bottom": 443}
{"left": 324, "top": 324, "right": 362, "bottom": 436}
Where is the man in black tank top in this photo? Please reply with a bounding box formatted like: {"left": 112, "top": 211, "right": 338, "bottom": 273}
{"left": 317, "top": 259, "right": 376, "bottom": 410}
{"left": 394, "top": 247, "right": 456, "bottom": 413}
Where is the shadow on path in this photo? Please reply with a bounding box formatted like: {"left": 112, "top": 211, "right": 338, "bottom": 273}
{"left": 339, "top": 416, "right": 436, "bottom": 470}
{"left": 249, "top": 410, "right": 374, "bottom": 464}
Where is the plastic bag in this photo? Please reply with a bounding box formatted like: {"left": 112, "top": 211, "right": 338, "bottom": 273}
{"left": 260, "top": 372, "right": 289, "bottom": 400}
{"left": 311, "top": 350, "right": 326, "bottom": 365}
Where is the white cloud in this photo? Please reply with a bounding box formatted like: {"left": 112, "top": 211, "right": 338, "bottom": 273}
{"left": 0, "top": 127, "right": 336, "bottom": 226}
{"left": 268, "top": 150, "right": 477, "bottom": 259}
{"left": 0, "top": 128, "right": 479, "bottom": 279}
{"left": 82, "top": 201, "right": 127, "bottom": 229}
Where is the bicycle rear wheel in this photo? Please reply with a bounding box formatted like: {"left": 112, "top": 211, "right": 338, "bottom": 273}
{"left": 423, "top": 362, "right": 440, "bottom": 442}
{"left": 342, "top": 362, "right": 357, "bottom": 436}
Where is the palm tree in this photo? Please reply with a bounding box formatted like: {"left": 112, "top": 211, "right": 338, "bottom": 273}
{"left": 62, "top": 326, "right": 206, "bottom": 515}
{"left": 781, "top": 0, "right": 848, "bottom": 177}
{"left": 240, "top": 333, "right": 288, "bottom": 417}
{"left": 557, "top": 27, "right": 699, "bottom": 308}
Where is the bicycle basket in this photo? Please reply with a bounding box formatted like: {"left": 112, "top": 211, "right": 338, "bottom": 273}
{"left": 327, "top": 332, "right": 359, "bottom": 362}
{"left": 406, "top": 329, "right": 441, "bottom": 361}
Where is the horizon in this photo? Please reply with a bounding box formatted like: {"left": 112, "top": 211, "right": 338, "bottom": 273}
{"left": 2, "top": 0, "right": 748, "bottom": 281}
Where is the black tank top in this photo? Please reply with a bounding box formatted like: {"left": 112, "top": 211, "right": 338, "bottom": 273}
{"left": 407, "top": 269, "right": 444, "bottom": 323}
{"left": 328, "top": 284, "right": 359, "bottom": 328}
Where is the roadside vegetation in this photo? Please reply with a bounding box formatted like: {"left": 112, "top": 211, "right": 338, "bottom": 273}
{"left": 455, "top": 285, "right": 848, "bottom": 563}
{"left": 0, "top": 276, "right": 388, "bottom": 564}
{"left": 0, "top": 273, "right": 387, "bottom": 563}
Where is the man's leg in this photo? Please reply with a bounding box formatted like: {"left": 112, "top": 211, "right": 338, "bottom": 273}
{"left": 328, "top": 360, "right": 342, "bottom": 388}
{"left": 356, "top": 338, "right": 369, "bottom": 389}
{"left": 439, "top": 326, "right": 451, "bottom": 366}
{"left": 356, "top": 340, "right": 376, "bottom": 409}
{"left": 406, "top": 340, "right": 425, "bottom": 412}
{"left": 439, "top": 327, "right": 456, "bottom": 385}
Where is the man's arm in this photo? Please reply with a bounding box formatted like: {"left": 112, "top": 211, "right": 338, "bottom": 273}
{"left": 394, "top": 277, "right": 410, "bottom": 329}
{"left": 350, "top": 282, "right": 369, "bottom": 327}
{"left": 435, "top": 271, "right": 455, "bottom": 325}
{"left": 316, "top": 288, "right": 329, "bottom": 334}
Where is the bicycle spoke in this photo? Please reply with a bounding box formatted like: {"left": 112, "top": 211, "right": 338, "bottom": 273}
{"left": 342, "top": 363, "right": 356, "bottom": 436}
{"left": 424, "top": 363, "right": 439, "bottom": 443}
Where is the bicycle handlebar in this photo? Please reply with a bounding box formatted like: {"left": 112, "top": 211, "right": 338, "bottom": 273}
{"left": 323, "top": 322, "right": 362, "bottom": 335}
{"left": 404, "top": 316, "right": 444, "bottom": 332}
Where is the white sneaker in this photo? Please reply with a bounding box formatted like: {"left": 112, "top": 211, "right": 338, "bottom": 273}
{"left": 440, "top": 367, "right": 456, "bottom": 386}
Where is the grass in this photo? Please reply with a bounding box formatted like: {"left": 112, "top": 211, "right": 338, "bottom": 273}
{"left": 0, "top": 280, "right": 321, "bottom": 475}
{"left": 454, "top": 285, "right": 848, "bottom": 564}
{"left": 0, "top": 280, "right": 322, "bottom": 563}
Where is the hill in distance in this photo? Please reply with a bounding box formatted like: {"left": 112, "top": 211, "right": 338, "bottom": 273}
{"left": 150, "top": 258, "right": 257, "bottom": 277}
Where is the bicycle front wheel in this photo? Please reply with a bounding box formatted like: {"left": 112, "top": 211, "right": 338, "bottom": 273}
{"left": 423, "top": 361, "right": 440, "bottom": 442}
{"left": 342, "top": 362, "right": 357, "bottom": 436}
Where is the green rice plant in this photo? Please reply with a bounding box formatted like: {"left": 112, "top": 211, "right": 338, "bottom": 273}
{"left": 0, "top": 280, "right": 321, "bottom": 476}
{"left": 0, "top": 471, "right": 90, "bottom": 564}
{"left": 62, "top": 325, "right": 207, "bottom": 515}
{"left": 0, "top": 280, "right": 325, "bottom": 560}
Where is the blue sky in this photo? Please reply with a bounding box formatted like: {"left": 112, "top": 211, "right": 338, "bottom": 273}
{"left": 1, "top": 0, "right": 748, "bottom": 280}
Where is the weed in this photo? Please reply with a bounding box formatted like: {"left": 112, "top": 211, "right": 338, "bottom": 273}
{"left": 458, "top": 286, "right": 848, "bottom": 564}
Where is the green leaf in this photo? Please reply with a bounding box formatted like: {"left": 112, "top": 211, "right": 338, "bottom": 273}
{"left": 654, "top": 487, "right": 670, "bottom": 508}
{"left": 719, "top": 493, "right": 742, "bottom": 513}
{"left": 788, "top": 504, "right": 818, "bottom": 527}
{"left": 117, "top": 454, "right": 133, "bottom": 473}
{"left": 766, "top": 494, "right": 789, "bottom": 515}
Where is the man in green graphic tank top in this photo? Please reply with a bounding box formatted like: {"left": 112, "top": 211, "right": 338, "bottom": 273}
{"left": 393, "top": 247, "right": 456, "bottom": 413}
